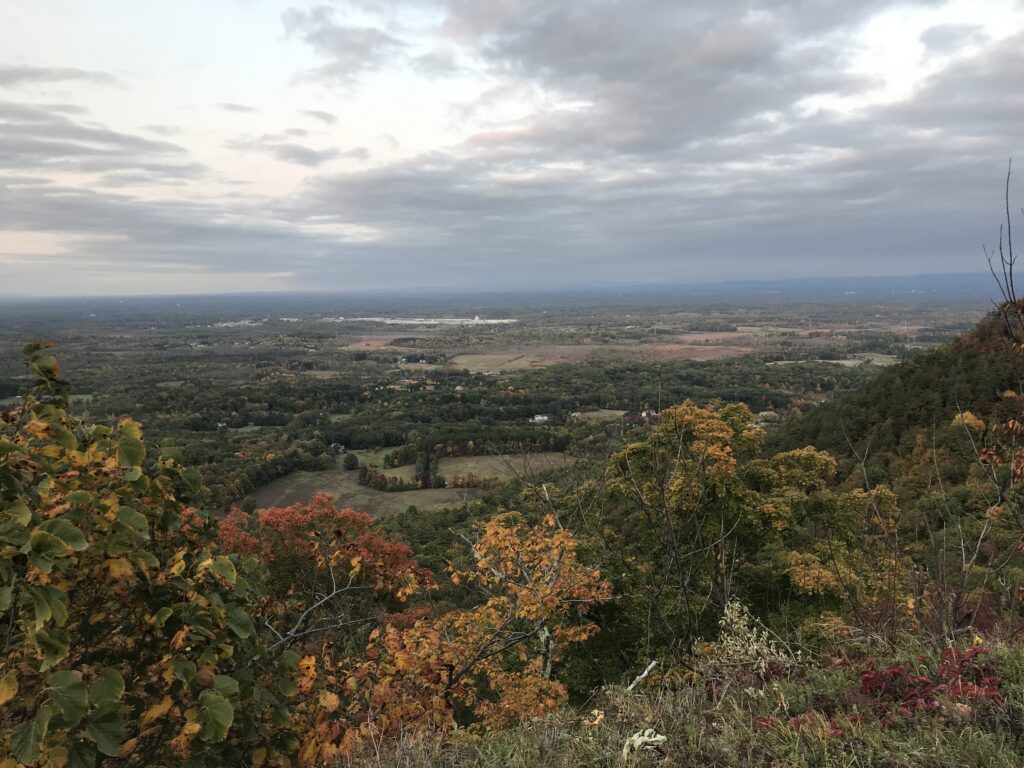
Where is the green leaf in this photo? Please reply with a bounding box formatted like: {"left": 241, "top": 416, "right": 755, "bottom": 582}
{"left": 12, "top": 703, "right": 53, "bottom": 763}
{"left": 28, "top": 584, "right": 68, "bottom": 629}
{"left": 207, "top": 556, "right": 237, "bottom": 586}
{"left": 36, "top": 518, "right": 88, "bottom": 551}
{"left": 35, "top": 627, "right": 71, "bottom": 671}
{"left": 0, "top": 585, "right": 12, "bottom": 611}
{"left": 22, "top": 340, "right": 53, "bottom": 356}
{"left": 153, "top": 606, "right": 173, "bottom": 628}
{"left": 26, "top": 531, "right": 67, "bottom": 573}
{"left": 117, "top": 436, "right": 145, "bottom": 468}
{"left": 65, "top": 490, "right": 93, "bottom": 505}
{"left": 48, "top": 670, "right": 88, "bottom": 726}
{"left": 183, "top": 467, "right": 203, "bottom": 494}
{"left": 89, "top": 668, "right": 125, "bottom": 706}
{"left": 67, "top": 739, "right": 98, "bottom": 768}
{"left": 198, "top": 690, "right": 234, "bottom": 743}
{"left": 53, "top": 426, "right": 77, "bottom": 450}
{"left": 172, "top": 658, "right": 197, "bottom": 684}
{"left": 115, "top": 507, "right": 149, "bottom": 539}
{"left": 29, "top": 354, "right": 60, "bottom": 380}
{"left": 85, "top": 704, "right": 125, "bottom": 756}
{"left": 4, "top": 500, "right": 32, "bottom": 526}
{"left": 160, "top": 444, "right": 184, "bottom": 463}
{"left": 212, "top": 674, "right": 240, "bottom": 697}
{"left": 0, "top": 518, "right": 30, "bottom": 547}
{"left": 226, "top": 604, "right": 253, "bottom": 638}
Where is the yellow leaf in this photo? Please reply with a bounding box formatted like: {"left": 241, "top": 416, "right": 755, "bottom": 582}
{"left": 142, "top": 695, "right": 174, "bottom": 726}
{"left": 319, "top": 691, "right": 340, "bottom": 713}
{"left": 298, "top": 738, "right": 319, "bottom": 767}
{"left": 116, "top": 738, "right": 138, "bottom": 758}
{"left": 107, "top": 557, "right": 135, "bottom": 581}
{"left": 0, "top": 670, "right": 18, "bottom": 706}
{"left": 45, "top": 745, "right": 69, "bottom": 768}
{"left": 252, "top": 747, "right": 268, "bottom": 768}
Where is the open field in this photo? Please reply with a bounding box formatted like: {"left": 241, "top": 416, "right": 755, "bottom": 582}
{"left": 449, "top": 353, "right": 538, "bottom": 372}
{"left": 768, "top": 352, "right": 900, "bottom": 367}
{"left": 249, "top": 452, "right": 573, "bottom": 515}
{"left": 357, "top": 452, "right": 575, "bottom": 483}
{"left": 438, "top": 452, "right": 573, "bottom": 480}
{"left": 574, "top": 409, "right": 627, "bottom": 422}
{"left": 246, "top": 468, "right": 482, "bottom": 515}
{"left": 449, "top": 342, "right": 754, "bottom": 372}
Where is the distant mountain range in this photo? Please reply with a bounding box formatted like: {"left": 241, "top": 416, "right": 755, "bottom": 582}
{"left": 0, "top": 272, "right": 999, "bottom": 311}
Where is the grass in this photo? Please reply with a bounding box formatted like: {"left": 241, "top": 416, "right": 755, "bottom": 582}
{"left": 342, "top": 641, "right": 1024, "bottom": 767}
{"left": 245, "top": 467, "right": 482, "bottom": 516}
{"left": 449, "top": 353, "right": 539, "bottom": 373}
{"left": 438, "top": 453, "right": 574, "bottom": 480}
{"left": 352, "top": 448, "right": 394, "bottom": 467}
{"left": 574, "top": 409, "right": 627, "bottom": 422}
{"left": 354, "top": 452, "right": 574, "bottom": 483}
{"left": 247, "top": 452, "right": 572, "bottom": 516}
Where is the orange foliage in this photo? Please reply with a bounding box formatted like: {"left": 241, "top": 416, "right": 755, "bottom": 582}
{"left": 218, "top": 493, "right": 431, "bottom": 601}
{"left": 294, "top": 513, "right": 611, "bottom": 759}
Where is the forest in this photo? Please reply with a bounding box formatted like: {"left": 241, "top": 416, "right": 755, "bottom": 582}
{"left": 4, "top": 290, "right": 1024, "bottom": 767}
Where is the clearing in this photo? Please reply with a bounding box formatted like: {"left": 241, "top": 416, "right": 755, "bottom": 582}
{"left": 247, "top": 452, "right": 573, "bottom": 516}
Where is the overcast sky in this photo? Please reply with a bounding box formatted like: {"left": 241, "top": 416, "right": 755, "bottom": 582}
{"left": 1, "top": 0, "right": 1022, "bottom": 296}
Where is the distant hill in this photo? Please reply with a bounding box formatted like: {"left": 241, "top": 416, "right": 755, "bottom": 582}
{"left": 0, "top": 272, "right": 996, "bottom": 308}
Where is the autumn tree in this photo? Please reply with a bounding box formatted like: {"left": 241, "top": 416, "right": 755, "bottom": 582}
{"left": 218, "top": 494, "right": 432, "bottom": 655}
{"left": 292, "top": 513, "right": 611, "bottom": 760}
{"left": 0, "top": 343, "right": 281, "bottom": 767}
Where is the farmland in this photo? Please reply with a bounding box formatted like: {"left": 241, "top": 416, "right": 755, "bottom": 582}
{"left": 249, "top": 452, "right": 574, "bottom": 515}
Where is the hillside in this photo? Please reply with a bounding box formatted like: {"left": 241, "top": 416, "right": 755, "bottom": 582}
{"left": 771, "top": 309, "right": 1024, "bottom": 473}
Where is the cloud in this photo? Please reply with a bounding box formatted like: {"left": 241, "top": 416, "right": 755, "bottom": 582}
{"left": 282, "top": 4, "right": 405, "bottom": 83}
{"left": 141, "top": 124, "right": 182, "bottom": 136}
{"left": 0, "top": 64, "right": 120, "bottom": 88}
{"left": 218, "top": 102, "right": 259, "bottom": 113}
{"left": 0, "top": 101, "right": 205, "bottom": 180}
{"left": 3, "top": 0, "right": 1024, "bottom": 294}
{"left": 919, "top": 23, "right": 989, "bottom": 54}
{"left": 226, "top": 133, "right": 339, "bottom": 166}
{"left": 301, "top": 109, "right": 338, "bottom": 124}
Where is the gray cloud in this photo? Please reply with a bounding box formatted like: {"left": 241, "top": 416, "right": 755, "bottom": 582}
{"left": 218, "top": 102, "right": 259, "bottom": 113}
{"left": 0, "top": 64, "right": 119, "bottom": 88}
{"left": 301, "top": 109, "right": 338, "bottom": 124}
{"left": 282, "top": 5, "right": 405, "bottom": 83}
{"left": 341, "top": 146, "right": 371, "bottom": 161}
{"left": 226, "top": 133, "right": 339, "bottom": 166}
{"left": 273, "top": 6, "right": 1022, "bottom": 287}
{"left": 0, "top": 101, "right": 205, "bottom": 180}
{"left": 920, "top": 23, "right": 989, "bottom": 54}
{"left": 3, "top": 0, "right": 1023, "bottom": 294}
{"left": 141, "top": 124, "right": 183, "bottom": 136}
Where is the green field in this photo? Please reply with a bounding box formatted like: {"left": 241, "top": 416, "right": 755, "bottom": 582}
{"left": 449, "top": 353, "right": 537, "bottom": 372}
{"left": 357, "top": 452, "right": 574, "bottom": 483}
{"left": 247, "top": 452, "right": 574, "bottom": 516}
{"left": 574, "top": 408, "right": 626, "bottom": 422}
{"left": 246, "top": 468, "right": 482, "bottom": 516}
{"left": 437, "top": 453, "right": 574, "bottom": 480}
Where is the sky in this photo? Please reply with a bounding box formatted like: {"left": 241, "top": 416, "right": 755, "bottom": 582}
{"left": 0, "top": 0, "right": 1022, "bottom": 296}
